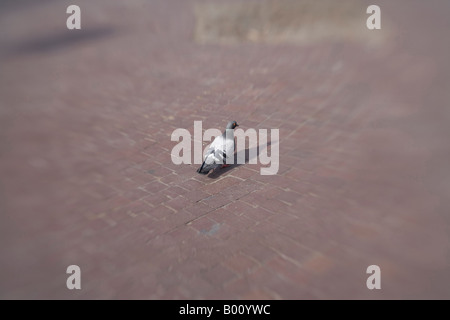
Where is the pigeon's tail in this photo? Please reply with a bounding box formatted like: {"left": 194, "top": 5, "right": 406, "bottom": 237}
{"left": 197, "top": 160, "right": 209, "bottom": 174}
{"left": 197, "top": 160, "right": 217, "bottom": 174}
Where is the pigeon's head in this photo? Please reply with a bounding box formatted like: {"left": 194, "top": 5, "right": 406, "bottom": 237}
{"left": 226, "top": 121, "right": 239, "bottom": 130}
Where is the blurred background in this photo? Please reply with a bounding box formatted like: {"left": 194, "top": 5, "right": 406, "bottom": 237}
{"left": 1, "top": 0, "right": 450, "bottom": 299}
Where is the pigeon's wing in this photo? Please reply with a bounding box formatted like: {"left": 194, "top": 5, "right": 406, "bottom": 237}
{"left": 207, "top": 135, "right": 225, "bottom": 163}
{"left": 197, "top": 147, "right": 217, "bottom": 174}
{"left": 210, "top": 133, "right": 235, "bottom": 164}
{"left": 209, "top": 134, "right": 224, "bottom": 151}
{"left": 197, "top": 128, "right": 236, "bottom": 174}
{"left": 198, "top": 135, "right": 223, "bottom": 174}
{"left": 203, "top": 147, "right": 215, "bottom": 163}
{"left": 204, "top": 150, "right": 216, "bottom": 165}
{"left": 223, "top": 137, "right": 235, "bottom": 162}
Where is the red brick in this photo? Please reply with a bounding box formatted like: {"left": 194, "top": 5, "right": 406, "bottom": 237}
{"left": 189, "top": 216, "right": 218, "bottom": 234}
{"left": 202, "top": 264, "right": 237, "bottom": 287}
{"left": 145, "top": 165, "right": 174, "bottom": 178}
{"left": 148, "top": 205, "right": 175, "bottom": 219}
{"left": 164, "top": 195, "right": 192, "bottom": 212}
{"left": 141, "top": 192, "right": 169, "bottom": 208}
{"left": 258, "top": 198, "right": 291, "bottom": 214}
{"left": 184, "top": 202, "right": 214, "bottom": 219}
{"left": 223, "top": 278, "right": 257, "bottom": 299}
{"left": 120, "top": 187, "right": 150, "bottom": 202}
{"left": 266, "top": 256, "right": 308, "bottom": 284}
{"left": 223, "top": 253, "right": 259, "bottom": 275}
{"left": 159, "top": 173, "right": 183, "bottom": 185}
{"left": 241, "top": 242, "right": 277, "bottom": 264}
{"left": 201, "top": 177, "right": 242, "bottom": 195}
{"left": 241, "top": 205, "right": 273, "bottom": 222}
{"left": 241, "top": 289, "right": 277, "bottom": 300}
{"left": 200, "top": 193, "right": 232, "bottom": 209}
{"left": 160, "top": 185, "right": 188, "bottom": 199}
{"left": 223, "top": 200, "right": 255, "bottom": 216}
{"left": 229, "top": 167, "right": 257, "bottom": 180}
{"left": 183, "top": 189, "right": 210, "bottom": 202}
{"left": 182, "top": 178, "right": 206, "bottom": 190}
{"left": 262, "top": 233, "right": 313, "bottom": 265}
{"left": 301, "top": 252, "right": 335, "bottom": 276}
{"left": 141, "top": 180, "right": 169, "bottom": 194}
{"left": 220, "top": 183, "right": 255, "bottom": 200}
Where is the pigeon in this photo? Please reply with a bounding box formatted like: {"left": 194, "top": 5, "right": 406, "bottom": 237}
{"left": 197, "top": 121, "right": 239, "bottom": 174}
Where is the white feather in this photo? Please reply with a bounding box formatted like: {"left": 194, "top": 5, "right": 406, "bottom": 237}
{"left": 206, "top": 131, "right": 234, "bottom": 164}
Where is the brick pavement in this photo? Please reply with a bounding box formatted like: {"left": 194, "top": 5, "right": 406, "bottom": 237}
{"left": 1, "top": 0, "right": 450, "bottom": 299}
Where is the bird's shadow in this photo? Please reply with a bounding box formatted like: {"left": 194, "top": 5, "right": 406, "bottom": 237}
{"left": 206, "top": 140, "right": 274, "bottom": 179}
